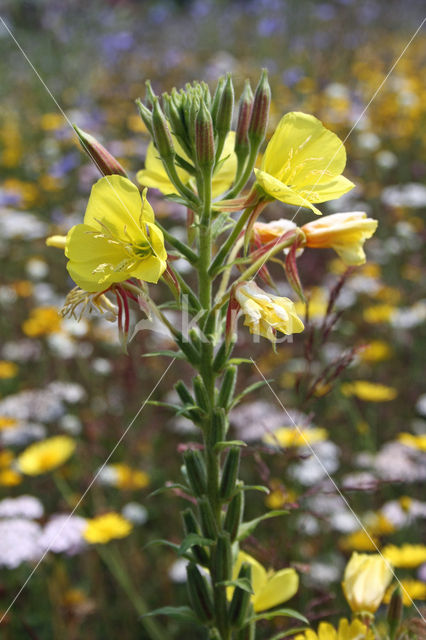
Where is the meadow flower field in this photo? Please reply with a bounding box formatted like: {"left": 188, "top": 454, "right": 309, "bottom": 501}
{"left": 0, "top": 1, "right": 425, "bottom": 638}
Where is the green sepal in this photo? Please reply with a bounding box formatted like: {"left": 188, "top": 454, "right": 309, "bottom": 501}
{"left": 238, "top": 510, "right": 288, "bottom": 541}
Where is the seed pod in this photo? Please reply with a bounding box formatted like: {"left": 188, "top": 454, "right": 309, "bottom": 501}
{"left": 181, "top": 508, "right": 209, "bottom": 565}
{"left": 183, "top": 449, "right": 207, "bottom": 497}
{"left": 218, "top": 365, "right": 238, "bottom": 409}
{"left": 193, "top": 375, "right": 209, "bottom": 413}
{"left": 220, "top": 447, "right": 241, "bottom": 501}
{"left": 186, "top": 563, "right": 214, "bottom": 623}
{"left": 223, "top": 488, "right": 244, "bottom": 542}
{"left": 248, "top": 69, "right": 271, "bottom": 146}
{"left": 174, "top": 380, "right": 195, "bottom": 406}
{"left": 213, "top": 532, "right": 232, "bottom": 583}
{"left": 73, "top": 126, "right": 128, "bottom": 178}
{"left": 151, "top": 98, "right": 175, "bottom": 160}
{"left": 229, "top": 563, "right": 252, "bottom": 628}
{"left": 212, "top": 408, "right": 227, "bottom": 444}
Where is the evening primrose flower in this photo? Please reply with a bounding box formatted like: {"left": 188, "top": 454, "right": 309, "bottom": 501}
{"left": 382, "top": 544, "right": 426, "bottom": 568}
{"left": 302, "top": 212, "right": 378, "bottom": 265}
{"left": 235, "top": 281, "right": 304, "bottom": 343}
{"left": 137, "top": 131, "right": 237, "bottom": 198}
{"left": 294, "top": 618, "right": 374, "bottom": 640}
{"left": 16, "top": 436, "right": 76, "bottom": 475}
{"left": 62, "top": 176, "right": 167, "bottom": 292}
{"left": 254, "top": 112, "right": 354, "bottom": 215}
{"left": 342, "top": 552, "right": 393, "bottom": 613}
{"left": 341, "top": 381, "right": 397, "bottom": 402}
{"left": 231, "top": 551, "right": 299, "bottom": 612}
{"left": 83, "top": 512, "right": 133, "bottom": 544}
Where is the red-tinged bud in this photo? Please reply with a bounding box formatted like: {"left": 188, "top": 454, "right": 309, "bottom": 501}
{"left": 248, "top": 69, "right": 271, "bottom": 146}
{"left": 226, "top": 293, "right": 240, "bottom": 348}
{"left": 162, "top": 264, "right": 181, "bottom": 302}
{"left": 284, "top": 238, "right": 306, "bottom": 302}
{"left": 151, "top": 98, "right": 175, "bottom": 159}
{"left": 235, "top": 80, "right": 254, "bottom": 153}
{"left": 195, "top": 99, "right": 215, "bottom": 169}
{"left": 73, "top": 125, "right": 128, "bottom": 178}
{"left": 211, "top": 76, "right": 226, "bottom": 127}
{"left": 216, "top": 73, "right": 234, "bottom": 137}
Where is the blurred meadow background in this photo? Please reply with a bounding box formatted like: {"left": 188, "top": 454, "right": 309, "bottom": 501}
{"left": 0, "top": 0, "right": 426, "bottom": 638}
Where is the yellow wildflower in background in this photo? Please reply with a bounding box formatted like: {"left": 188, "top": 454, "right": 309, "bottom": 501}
{"left": 137, "top": 131, "right": 237, "bottom": 198}
{"left": 83, "top": 512, "right": 133, "bottom": 544}
{"left": 384, "top": 581, "right": 426, "bottom": 607}
{"left": 263, "top": 427, "right": 328, "bottom": 448}
{"left": 294, "top": 287, "right": 328, "bottom": 319}
{"left": 0, "top": 361, "right": 19, "bottom": 379}
{"left": 294, "top": 618, "right": 374, "bottom": 640}
{"left": 342, "top": 552, "right": 393, "bottom": 614}
{"left": 0, "top": 417, "right": 18, "bottom": 431}
{"left": 302, "top": 212, "right": 378, "bottom": 265}
{"left": 235, "top": 281, "right": 304, "bottom": 343}
{"left": 0, "top": 450, "right": 22, "bottom": 486}
{"left": 254, "top": 112, "right": 354, "bottom": 215}
{"left": 231, "top": 551, "right": 299, "bottom": 612}
{"left": 363, "top": 305, "right": 396, "bottom": 324}
{"left": 397, "top": 433, "right": 426, "bottom": 452}
{"left": 341, "top": 381, "right": 397, "bottom": 402}
{"left": 382, "top": 544, "right": 426, "bottom": 568}
{"left": 17, "top": 436, "right": 76, "bottom": 475}
{"left": 360, "top": 341, "right": 392, "bottom": 362}
{"left": 64, "top": 176, "right": 167, "bottom": 292}
{"left": 21, "top": 307, "right": 62, "bottom": 337}
{"left": 339, "top": 530, "right": 379, "bottom": 553}
{"left": 109, "top": 464, "right": 150, "bottom": 490}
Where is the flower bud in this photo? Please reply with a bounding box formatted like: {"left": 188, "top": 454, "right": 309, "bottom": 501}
{"left": 215, "top": 73, "right": 234, "bottom": 138}
{"left": 145, "top": 80, "right": 157, "bottom": 109}
{"left": 342, "top": 552, "right": 393, "bottom": 614}
{"left": 229, "top": 563, "right": 253, "bottom": 628}
{"left": 195, "top": 99, "right": 215, "bottom": 169}
{"left": 387, "top": 586, "right": 403, "bottom": 640}
{"left": 220, "top": 446, "right": 241, "bottom": 501}
{"left": 223, "top": 488, "right": 244, "bottom": 541}
{"left": 73, "top": 125, "right": 127, "bottom": 178}
{"left": 182, "top": 508, "right": 209, "bottom": 565}
{"left": 151, "top": 98, "right": 175, "bottom": 160}
{"left": 46, "top": 235, "right": 67, "bottom": 249}
{"left": 211, "top": 76, "right": 226, "bottom": 127}
{"left": 248, "top": 69, "right": 271, "bottom": 146}
{"left": 218, "top": 365, "right": 238, "bottom": 410}
{"left": 135, "top": 98, "right": 154, "bottom": 137}
{"left": 183, "top": 449, "right": 207, "bottom": 497}
{"left": 213, "top": 532, "right": 232, "bottom": 583}
{"left": 186, "top": 562, "right": 214, "bottom": 623}
{"left": 235, "top": 80, "right": 254, "bottom": 157}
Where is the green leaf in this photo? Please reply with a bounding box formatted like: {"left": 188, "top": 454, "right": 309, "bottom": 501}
{"left": 241, "top": 485, "right": 270, "bottom": 495}
{"left": 142, "top": 605, "right": 199, "bottom": 624}
{"left": 163, "top": 193, "right": 193, "bottom": 206}
{"left": 143, "top": 539, "right": 180, "bottom": 552}
{"left": 214, "top": 440, "right": 247, "bottom": 453}
{"left": 141, "top": 350, "right": 184, "bottom": 359}
{"left": 178, "top": 533, "right": 214, "bottom": 556}
{"left": 231, "top": 380, "right": 272, "bottom": 408}
{"left": 238, "top": 510, "right": 288, "bottom": 541}
{"left": 250, "top": 608, "right": 308, "bottom": 624}
{"left": 216, "top": 578, "right": 253, "bottom": 594}
{"left": 148, "top": 483, "right": 191, "bottom": 498}
{"left": 267, "top": 626, "right": 309, "bottom": 640}
{"left": 228, "top": 358, "right": 252, "bottom": 365}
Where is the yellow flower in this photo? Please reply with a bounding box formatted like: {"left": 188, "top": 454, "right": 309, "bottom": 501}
{"left": 397, "top": 433, "right": 426, "bottom": 452}
{"left": 231, "top": 551, "right": 299, "bottom": 612}
{"left": 302, "top": 212, "right": 378, "bottom": 265}
{"left": 339, "top": 530, "right": 379, "bottom": 553}
{"left": 0, "top": 417, "right": 18, "bottom": 431}
{"left": 342, "top": 552, "right": 393, "bottom": 614}
{"left": 83, "top": 512, "right": 133, "bottom": 544}
{"left": 341, "top": 381, "right": 397, "bottom": 402}
{"left": 253, "top": 219, "right": 298, "bottom": 244}
{"left": 254, "top": 112, "right": 354, "bottom": 215}
{"left": 137, "top": 131, "right": 237, "bottom": 198}
{"left": 0, "top": 361, "right": 18, "bottom": 379}
{"left": 109, "top": 464, "right": 150, "bottom": 490}
{"left": 263, "top": 427, "right": 328, "bottom": 448}
{"left": 384, "top": 580, "right": 426, "bottom": 607}
{"left": 360, "top": 341, "right": 392, "bottom": 363}
{"left": 0, "top": 449, "right": 22, "bottom": 486}
{"left": 363, "top": 305, "right": 396, "bottom": 324}
{"left": 17, "top": 436, "right": 76, "bottom": 475}
{"left": 382, "top": 544, "right": 426, "bottom": 569}
{"left": 294, "top": 287, "right": 328, "bottom": 319}
{"left": 64, "top": 176, "right": 167, "bottom": 292}
{"left": 21, "top": 307, "right": 62, "bottom": 337}
{"left": 235, "top": 281, "right": 304, "bottom": 343}
{"left": 294, "top": 618, "right": 374, "bottom": 640}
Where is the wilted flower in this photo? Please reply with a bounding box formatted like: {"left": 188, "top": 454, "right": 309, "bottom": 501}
{"left": 342, "top": 552, "right": 393, "bottom": 613}
{"left": 83, "top": 512, "right": 133, "bottom": 544}
{"left": 16, "top": 435, "right": 76, "bottom": 475}
{"left": 53, "top": 176, "right": 167, "bottom": 292}
{"left": 231, "top": 551, "right": 299, "bottom": 612}
{"left": 302, "top": 212, "right": 378, "bottom": 265}
{"left": 235, "top": 281, "right": 304, "bottom": 342}
{"left": 294, "top": 618, "right": 374, "bottom": 640}
{"left": 254, "top": 112, "right": 354, "bottom": 214}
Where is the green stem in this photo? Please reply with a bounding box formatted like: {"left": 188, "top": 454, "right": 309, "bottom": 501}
{"left": 225, "top": 144, "right": 259, "bottom": 200}
{"left": 209, "top": 206, "right": 253, "bottom": 276}
{"left": 97, "top": 545, "right": 165, "bottom": 640}
{"left": 156, "top": 222, "right": 198, "bottom": 264}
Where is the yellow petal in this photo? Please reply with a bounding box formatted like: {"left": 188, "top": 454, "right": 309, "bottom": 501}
{"left": 254, "top": 169, "right": 322, "bottom": 215}
{"left": 84, "top": 175, "right": 143, "bottom": 238}
{"left": 253, "top": 567, "right": 299, "bottom": 612}
{"left": 212, "top": 132, "right": 237, "bottom": 197}
{"left": 299, "top": 175, "right": 355, "bottom": 203}
{"left": 137, "top": 141, "right": 190, "bottom": 195}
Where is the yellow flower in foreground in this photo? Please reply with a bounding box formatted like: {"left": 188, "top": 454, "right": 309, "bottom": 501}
{"left": 302, "top": 212, "right": 378, "bottom": 265}
{"left": 235, "top": 281, "right": 304, "bottom": 343}
{"left": 83, "top": 512, "right": 133, "bottom": 544}
{"left": 263, "top": 427, "right": 328, "bottom": 448}
{"left": 17, "top": 436, "right": 76, "bottom": 475}
{"left": 341, "top": 381, "right": 397, "bottom": 402}
{"left": 64, "top": 176, "right": 167, "bottom": 292}
{"left": 0, "top": 361, "right": 19, "bottom": 379}
{"left": 231, "top": 551, "right": 299, "bottom": 612}
{"left": 382, "top": 544, "right": 426, "bottom": 569}
{"left": 342, "top": 552, "right": 393, "bottom": 614}
{"left": 254, "top": 112, "right": 354, "bottom": 215}
{"left": 253, "top": 218, "right": 298, "bottom": 244}
{"left": 137, "top": 131, "right": 237, "bottom": 198}
{"left": 21, "top": 307, "right": 62, "bottom": 337}
{"left": 397, "top": 433, "right": 426, "bottom": 452}
{"left": 384, "top": 581, "right": 426, "bottom": 607}
{"left": 294, "top": 618, "right": 374, "bottom": 640}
